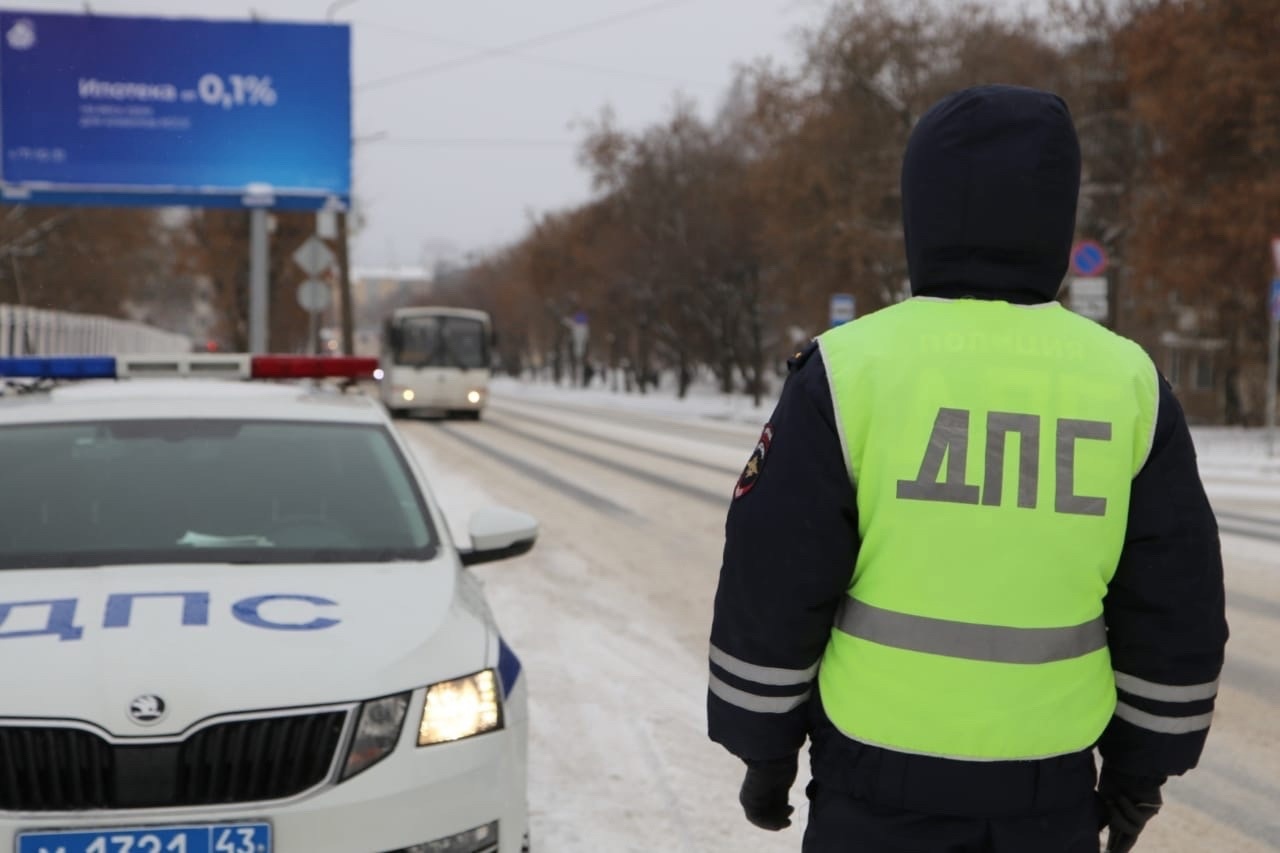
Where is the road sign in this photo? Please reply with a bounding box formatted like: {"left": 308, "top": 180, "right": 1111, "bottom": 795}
{"left": 566, "top": 312, "right": 588, "bottom": 359}
{"left": 315, "top": 210, "right": 337, "bottom": 240}
{"left": 0, "top": 11, "right": 351, "bottom": 211}
{"left": 1070, "top": 240, "right": 1108, "bottom": 277}
{"left": 292, "top": 236, "right": 335, "bottom": 277}
{"left": 1271, "top": 279, "right": 1280, "bottom": 322}
{"left": 830, "top": 293, "right": 856, "bottom": 326}
{"left": 1070, "top": 277, "right": 1109, "bottom": 321}
{"left": 1272, "top": 236, "right": 1280, "bottom": 276}
{"left": 296, "top": 278, "right": 330, "bottom": 313}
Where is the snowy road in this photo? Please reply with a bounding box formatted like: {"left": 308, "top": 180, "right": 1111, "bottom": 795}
{"left": 397, "top": 386, "right": 1280, "bottom": 852}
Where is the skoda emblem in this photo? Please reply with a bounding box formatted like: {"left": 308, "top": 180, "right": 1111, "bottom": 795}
{"left": 128, "top": 694, "right": 167, "bottom": 726}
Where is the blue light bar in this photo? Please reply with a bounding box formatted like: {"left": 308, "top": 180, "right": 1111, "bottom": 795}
{"left": 0, "top": 356, "right": 117, "bottom": 379}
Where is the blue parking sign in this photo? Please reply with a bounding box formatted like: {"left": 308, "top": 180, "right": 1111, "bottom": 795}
{"left": 830, "top": 293, "right": 856, "bottom": 327}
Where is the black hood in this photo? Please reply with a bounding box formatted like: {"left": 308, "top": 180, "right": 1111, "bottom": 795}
{"left": 901, "top": 85, "right": 1081, "bottom": 304}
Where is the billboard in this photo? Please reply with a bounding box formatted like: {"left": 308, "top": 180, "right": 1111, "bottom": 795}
{"left": 0, "top": 11, "right": 350, "bottom": 210}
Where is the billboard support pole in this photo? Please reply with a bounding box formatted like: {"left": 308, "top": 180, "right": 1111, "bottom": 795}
{"left": 337, "top": 211, "right": 354, "bottom": 356}
{"left": 249, "top": 208, "right": 270, "bottom": 354}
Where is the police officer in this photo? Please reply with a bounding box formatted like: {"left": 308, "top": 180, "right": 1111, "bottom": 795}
{"left": 707, "top": 85, "right": 1227, "bottom": 853}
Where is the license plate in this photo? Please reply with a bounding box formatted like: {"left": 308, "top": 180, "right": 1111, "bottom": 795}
{"left": 17, "top": 823, "right": 271, "bottom": 853}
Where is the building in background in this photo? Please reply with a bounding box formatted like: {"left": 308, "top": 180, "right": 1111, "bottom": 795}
{"left": 320, "top": 266, "right": 433, "bottom": 357}
{"left": 1154, "top": 305, "right": 1230, "bottom": 426}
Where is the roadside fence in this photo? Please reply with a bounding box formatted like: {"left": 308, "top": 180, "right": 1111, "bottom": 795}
{"left": 0, "top": 304, "right": 190, "bottom": 356}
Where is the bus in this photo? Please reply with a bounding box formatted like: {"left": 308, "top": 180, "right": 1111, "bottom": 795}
{"left": 379, "top": 306, "right": 493, "bottom": 419}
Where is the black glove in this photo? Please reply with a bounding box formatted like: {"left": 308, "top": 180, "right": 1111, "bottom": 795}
{"left": 1098, "top": 767, "right": 1165, "bottom": 853}
{"left": 738, "top": 755, "right": 798, "bottom": 831}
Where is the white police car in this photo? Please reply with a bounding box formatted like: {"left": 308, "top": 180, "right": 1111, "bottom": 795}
{"left": 0, "top": 354, "right": 535, "bottom": 853}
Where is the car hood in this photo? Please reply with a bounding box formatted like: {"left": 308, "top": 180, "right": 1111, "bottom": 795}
{"left": 0, "top": 560, "right": 491, "bottom": 737}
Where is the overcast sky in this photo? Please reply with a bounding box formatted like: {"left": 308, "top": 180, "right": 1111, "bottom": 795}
{"left": 26, "top": 0, "right": 1039, "bottom": 270}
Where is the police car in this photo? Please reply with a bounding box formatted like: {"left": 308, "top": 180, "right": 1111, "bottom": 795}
{"left": 0, "top": 354, "right": 535, "bottom": 853}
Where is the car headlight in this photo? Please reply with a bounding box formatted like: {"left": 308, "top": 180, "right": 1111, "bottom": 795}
{"left": 418, "top": 669, "right": 502, "bottom": 746}
{"left": 341, "top": 692, "right": 410, "bottom": 780}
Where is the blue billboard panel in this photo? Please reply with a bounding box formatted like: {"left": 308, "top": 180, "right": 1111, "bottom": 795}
{"left": 0, "top": 11, "right": 350, "bottom": 210}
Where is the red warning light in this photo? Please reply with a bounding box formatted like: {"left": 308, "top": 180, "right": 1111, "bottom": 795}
{"left": 250, "top": 356, "right": 378, "bottom": 380}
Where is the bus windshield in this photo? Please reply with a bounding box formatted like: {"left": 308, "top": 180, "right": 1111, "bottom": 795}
{"left": 391, "top": 316, "right": 488, "bottom": 369}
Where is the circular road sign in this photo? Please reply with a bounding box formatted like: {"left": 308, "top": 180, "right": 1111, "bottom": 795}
{"left": 296, "top": 279, "right": 330, "bottom": 313}
{"left": 1070, "top": 240, "right": 1108, "bottom": 277}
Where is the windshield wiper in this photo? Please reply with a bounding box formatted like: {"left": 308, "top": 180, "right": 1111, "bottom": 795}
{"left": 223, "top": 547, "right": 434, "bottom": 564}
{"left": 177, "top": 531, "right": 274, "bottom": 548}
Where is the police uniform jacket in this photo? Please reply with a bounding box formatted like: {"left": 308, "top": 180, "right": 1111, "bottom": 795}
{"left": 706, "top": 86, "right": 1228, "bottom": 816}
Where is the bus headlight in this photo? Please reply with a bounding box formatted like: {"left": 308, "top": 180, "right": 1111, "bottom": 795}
{"left": 418, "top": 670, "right": 502, "bottom": 746}
{"left": 402, "top": 389, "right": 416, "bottom": 402}
{"left": 466, "top": 390, "right": 482, "bottom": 404}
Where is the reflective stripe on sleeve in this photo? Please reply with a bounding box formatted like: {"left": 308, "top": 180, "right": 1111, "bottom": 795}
{"left": 835, "top": 597, "right": 1107, "bottom": 664}
{"left": 1114, "top": 672, "right": 1219, "bottom": 703}
{"left": 1115, "top": 701, "right": 1214, "bottom": 735}
{"left": 708, "top": 674, "right": 811, "bottom": 714}
{"left": 708, "top": 644, "right": 819, "bottom": 687}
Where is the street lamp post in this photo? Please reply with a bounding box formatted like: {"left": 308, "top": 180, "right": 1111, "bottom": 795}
{"left": 329, "top": 131, "right": 387, "bottom": 357}
{"left": 326, "top": 0, "right": 360, "bottom": 354}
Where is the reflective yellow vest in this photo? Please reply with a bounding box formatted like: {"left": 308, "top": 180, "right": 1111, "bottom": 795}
{"left": 816, "top": 297, "right": 1158, "bottom": 760}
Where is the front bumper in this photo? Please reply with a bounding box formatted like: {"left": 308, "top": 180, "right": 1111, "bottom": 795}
{"left": 382, "top": 383, "right": 487, "bottom": 414}
{"left": 3, "top": 712, "right": 528, "bottom": 853}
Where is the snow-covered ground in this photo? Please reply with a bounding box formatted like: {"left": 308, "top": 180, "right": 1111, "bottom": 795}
{"left": 399, "top": 378, "right": 1280, "bottom": 852}
{"left": 491, "top": 375, "right": 778, "bottom": 428}
{"left": 496, "top": 375, "right": 1280, "bottom": 458}
{"left": 496, "top": 376, "right": 1280, "bottom": 498}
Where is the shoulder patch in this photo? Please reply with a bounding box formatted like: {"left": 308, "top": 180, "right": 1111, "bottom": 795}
{"left": 733, "top": 423, "right": 774, "bottom": 500}
{"left": 787, "top": 340, "right": 819, "bottom": 374}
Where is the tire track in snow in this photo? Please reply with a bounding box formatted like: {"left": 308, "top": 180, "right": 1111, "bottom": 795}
{"left": 1168, "top": 766, "right": 1280, "bottom": 851}
{"left": 1218, "top": 523, "right": 1280, "bottom": 544}
{"left": 1213, "top": 504, "right": 1280, "bottom": 545}
{"left": 1227, "top": 590, "right": 1280, "bottom": 622}
{"left": 492, "top": 392, "right": 761, "bottom": 447}
{"left": 433, "top": 422, "right": 634, "bottom": 518}
{"left": 633, "top": 718, "right": 699, "bottom": 853}
{"left": 488, "top": 403, "right": 740, "bottom": 478}
{"left": 481, "top": 418, "right": 732, "bottom": 510}
{"left": 1221, "top": 654, "right": 1280, "bottom": 704}
{"left": 1216, "top": 509, "right": 1280, "bottom": 527}
{"left": 1214, "top": 508, "right": 1280, "bottom": 545}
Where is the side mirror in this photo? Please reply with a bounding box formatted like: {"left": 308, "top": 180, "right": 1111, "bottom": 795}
{"left": 458, "top": 506, "right": 538, "bottom": 567}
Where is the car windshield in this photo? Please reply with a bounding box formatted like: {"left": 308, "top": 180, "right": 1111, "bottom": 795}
{"left": 393, "top": 316, "right": 488, "bottom": 369}
{"left": 0, "top": 419, "right": 437, "bottom": 568}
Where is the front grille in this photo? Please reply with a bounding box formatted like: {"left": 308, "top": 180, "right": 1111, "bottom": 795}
{"left": 0, "top": 727, "right": 111, "bottom": 811}
{"left": 0, "top": 710, "right": 347, "bottom": 812}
